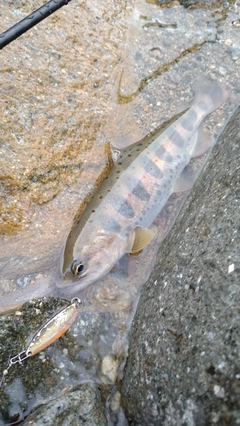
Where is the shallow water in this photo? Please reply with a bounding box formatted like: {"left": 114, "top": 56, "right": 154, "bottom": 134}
{"left": 0, "top": 0, "right": 240, "bottom": 423}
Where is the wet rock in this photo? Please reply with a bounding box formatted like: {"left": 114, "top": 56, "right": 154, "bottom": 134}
{"left": 122, "top": 106, "right": 240, "bottom": 425}
{"left": 22, "top": 382, "right": 107, "bottom": 426}
{"left": 0, "top": 0, "right": 129, "bottom": 291}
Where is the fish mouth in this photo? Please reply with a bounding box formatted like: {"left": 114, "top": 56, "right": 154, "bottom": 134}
{"left": 56, "top": 247, "right": 118, "bottom": 290}
{"left": 56, "top": 269, "right": 88, "bottom": 287}
{"left": 55, "top": 261, "right": 105, "bottom": 289}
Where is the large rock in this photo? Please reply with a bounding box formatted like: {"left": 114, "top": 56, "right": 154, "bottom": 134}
{"left": 22, "top": 383, "right": 107, "bottom": 426}
{"left": 122, "top": 106, "right": 240, "bottom": 425}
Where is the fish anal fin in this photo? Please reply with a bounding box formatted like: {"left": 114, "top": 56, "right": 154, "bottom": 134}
{"left": 129, "top": 227, "right": 153, "bottom": 254}
{"left": 172, "top": 166, "right": 199, "bottom": 193}
{"left": 191, "top": 127, "right": 214, "bottom": 158}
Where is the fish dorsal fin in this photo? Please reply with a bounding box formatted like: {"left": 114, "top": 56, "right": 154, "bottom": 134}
{"left": 130, "top": 227, "right": 153, "bottom": 254}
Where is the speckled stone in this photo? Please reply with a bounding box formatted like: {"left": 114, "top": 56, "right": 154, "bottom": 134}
{"left": 22, "top": 382, "right": 107, "bottom": 426}
{"left": 122, "top": 106, "right": 240, "bottom": 425}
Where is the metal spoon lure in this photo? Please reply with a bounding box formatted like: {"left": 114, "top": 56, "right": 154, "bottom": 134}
{"left": 0, "top": 297, "right": 81, "bottom": 387}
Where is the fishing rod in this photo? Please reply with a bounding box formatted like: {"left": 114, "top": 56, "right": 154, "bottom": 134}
{"left": 0, "top": 0, "right": 72, "bottom": 50}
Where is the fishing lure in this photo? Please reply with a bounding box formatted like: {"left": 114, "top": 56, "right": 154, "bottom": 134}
{"left": 0, "top": 297, "right": 81, "bottom": 386}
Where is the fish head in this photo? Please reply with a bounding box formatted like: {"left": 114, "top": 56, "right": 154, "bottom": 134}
{"left": 56, "top": 230, "right": 127, "bottom": 291}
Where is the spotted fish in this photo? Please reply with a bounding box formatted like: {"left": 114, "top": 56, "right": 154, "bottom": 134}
{"left": 0, "top": 76, "right": 230, "bottom": 313}
{"left": 55, "top": 75, "right": 229, "bottom": 294}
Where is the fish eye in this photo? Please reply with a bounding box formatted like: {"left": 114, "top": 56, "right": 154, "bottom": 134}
{"left": 71, "top": 260, "right": 85, "bottom": 276}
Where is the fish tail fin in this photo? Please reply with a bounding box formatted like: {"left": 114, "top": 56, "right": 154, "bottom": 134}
{"left": 194, "top": 75, "right": 230, "bottom": 114}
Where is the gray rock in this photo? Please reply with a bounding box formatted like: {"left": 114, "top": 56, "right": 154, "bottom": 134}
{"left": 122, "top": 106, "right": 240, "bottom": 426}
{"left": 22, "top": 382, "right": 107, "bottom": 426}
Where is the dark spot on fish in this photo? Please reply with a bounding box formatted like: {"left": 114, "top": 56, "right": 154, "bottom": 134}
{"left": 146, "top": 159, "right": 163, "bottom": 178}
{"left": 132, "top": 181, "right": 150, "bottom": 201}
{"left": 128, "top": 154, "right": 132, "bottom": 157}
{"left": 155, "top": 145, "right": 173, "bottom": 162}
{"left": 157, "top": 190, "right": 162, "bottom": 196}
{"left": 198, "top": 100, "right": 208, "bottom": 111}
{"left": 99, "top": 196, "right": 103, "bottom": 199}
{"left": 116, "top": 170, "right": 121, "bottom": 174}
{"left": 103, "top": 216, "right": 121, "bottom": 232}
{"left": 111, "top": 194, "right": 135, "bottom": 219}
{"left": 92, "top": 209, "right": 96, "bottom": 213}
{"left": 171, "top": 131, "right": 185, "bottom": 148}
{"left": 118, "top": 199, "right": 135, "bottom": 218}
{"left": 181, "top": 110, "right": 198, "bottom": 131}
{"left": 118, "top": 162, "right": 122, "bottom": 165}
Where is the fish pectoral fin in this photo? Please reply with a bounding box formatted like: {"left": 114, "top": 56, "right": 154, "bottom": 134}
{"left": 129, "top": 227, "right": 153, "bottom": 254}
{"left": 172, "top": 165, "right": 199, "bottom": 193}
{"left": 191, "top": 126, "right": 214, "bottom": 158}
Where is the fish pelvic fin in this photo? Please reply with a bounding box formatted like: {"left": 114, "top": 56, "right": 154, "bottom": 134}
{"left": 130, "top": 227, "right": 153, "bottom": 254}
{"left": 194, "top": 75, "right": 230, "bottom": 115}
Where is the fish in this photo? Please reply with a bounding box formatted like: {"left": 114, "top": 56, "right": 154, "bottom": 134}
{"left": 0, "top": 76, "right": 230, "bottom": 313}
{"left": 55, "top": 75, "right": 230, "bottom": 295}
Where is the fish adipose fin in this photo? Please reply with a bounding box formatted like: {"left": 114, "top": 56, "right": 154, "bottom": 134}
{"left": 130, "top": 227, "right": 153, "bottom": 254}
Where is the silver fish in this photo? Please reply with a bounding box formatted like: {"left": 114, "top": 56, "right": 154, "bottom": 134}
{"left": 0, "top": 76, "right": 230, "bottom": 313}
{"left": 0, "top": 108, "right": 176, "bottom": 313}
{"left": 56, "top": 75, "right": 230, "bottom": 294}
